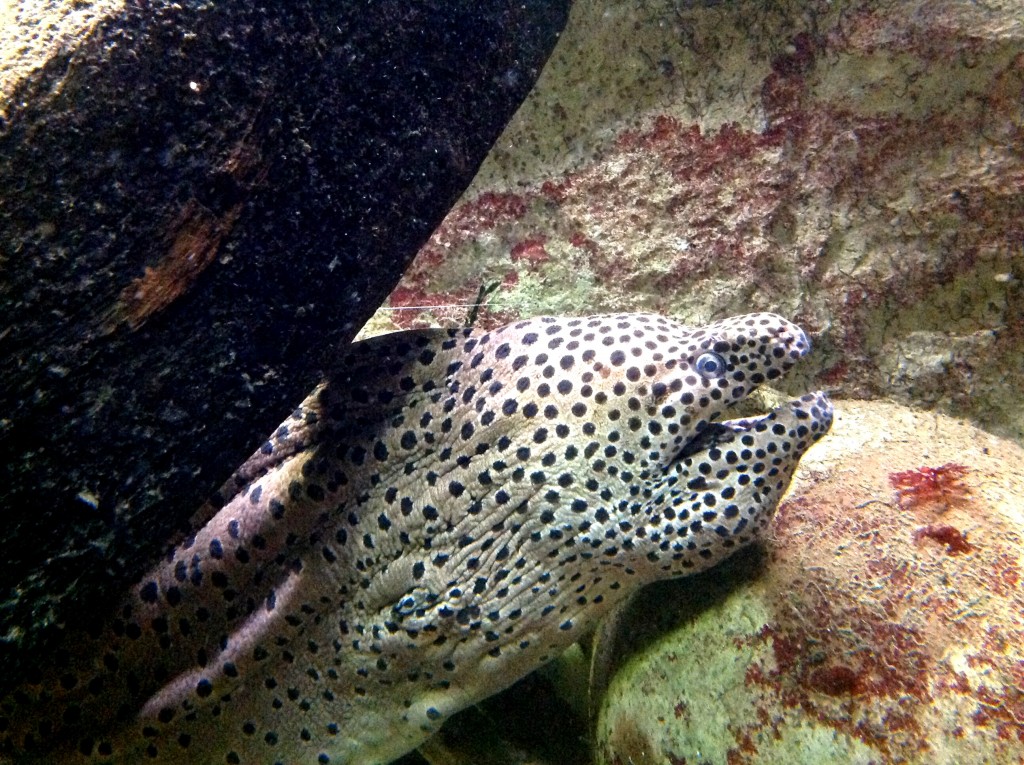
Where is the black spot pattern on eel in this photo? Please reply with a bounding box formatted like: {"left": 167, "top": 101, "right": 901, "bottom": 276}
{"left": 0, "top": 313, "right": 832, "bottom": 765}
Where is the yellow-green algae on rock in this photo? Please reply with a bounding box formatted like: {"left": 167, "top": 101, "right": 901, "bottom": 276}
{"left": 594, "top": 400, "right": 1024, "bottom": 765}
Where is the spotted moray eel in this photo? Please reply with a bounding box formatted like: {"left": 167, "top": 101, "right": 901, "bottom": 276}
{"left": 0, "top": 312, "right": 832, "bottom": 765}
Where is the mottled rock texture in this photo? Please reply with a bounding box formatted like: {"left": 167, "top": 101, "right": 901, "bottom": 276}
{"left": 593, "top": 400, "right": 1024, "bottom": 764}
{"left": 0, "top": 0, "right": 568, "bottom": 688}
{"left": 370, "top": 0, "right": 1024, "bottom": 446}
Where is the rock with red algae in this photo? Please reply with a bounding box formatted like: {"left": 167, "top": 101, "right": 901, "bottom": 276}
{"left": 593, "top": 400, "right": 1024, "bottom": 765}
{"left": 369, "top": 0, "right": 1024, "bottom": 446}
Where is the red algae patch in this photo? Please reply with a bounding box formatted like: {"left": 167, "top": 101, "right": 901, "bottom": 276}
{"left": 890, "top": 464, "right": 972, "bottom": 512}
{"left": 913, "top": 524, "right": 972, "bottom": 555}
{"left": 595, "top": 401, "right": 1024, "bottom": 765}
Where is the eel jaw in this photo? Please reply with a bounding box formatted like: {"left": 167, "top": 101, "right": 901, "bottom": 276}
{"left": 677, "top": 390, "right": 834, "bottom": 464}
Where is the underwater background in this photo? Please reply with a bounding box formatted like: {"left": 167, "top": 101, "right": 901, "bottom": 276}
{"left": 2, "top": 0, "right": 1022, "bottom": 763}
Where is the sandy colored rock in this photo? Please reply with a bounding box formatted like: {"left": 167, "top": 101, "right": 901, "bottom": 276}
{"left": 0, "top": 0, "right": 122, "bottom": 112}
{"left": 592, "top": 399, "right": 1024, "bottom": 765}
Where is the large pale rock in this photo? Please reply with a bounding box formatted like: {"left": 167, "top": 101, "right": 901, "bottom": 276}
{"left": 593, "top": 400, "right": 1024, "bottom": 765}
{"left": 368, "top": 0, "right": 1024, "bottom": 445}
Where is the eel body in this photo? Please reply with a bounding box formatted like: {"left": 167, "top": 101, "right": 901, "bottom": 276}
{"left": 0, "top": 312, "right": 832, "bottom": 764}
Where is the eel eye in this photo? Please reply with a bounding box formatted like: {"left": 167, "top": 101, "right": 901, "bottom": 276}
{"left": 694, "top": 351, "right": 727, "bottom": 378}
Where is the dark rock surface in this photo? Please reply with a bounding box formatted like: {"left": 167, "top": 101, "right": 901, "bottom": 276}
{"left": 0, "top": 0, "right": 568, "bottom": 687}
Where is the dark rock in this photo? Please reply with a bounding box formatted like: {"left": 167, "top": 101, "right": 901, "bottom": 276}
{"left": 0, "top": 0, "right": 569, "bottom": 687}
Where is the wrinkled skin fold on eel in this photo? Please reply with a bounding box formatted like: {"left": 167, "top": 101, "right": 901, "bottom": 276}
{"left": 1, "top": 313, "right": 832, "bottom": 764}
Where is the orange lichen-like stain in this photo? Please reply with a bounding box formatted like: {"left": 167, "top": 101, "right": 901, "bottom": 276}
{"left": 106, "top": 128, "right": 267, "bottom": 332}
{"left": 889, "top": 463, "right": 970, "bottom": 511}
{"left": 109, "top": 199, "right": 242, "bottom": 331}
{"left": 912, "top": 524, "right": 972, "bottom": 555}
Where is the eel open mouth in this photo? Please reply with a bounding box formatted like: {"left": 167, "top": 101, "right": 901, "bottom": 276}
{"left": 678, "top": 391, "right": 834, "bottom": 461}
